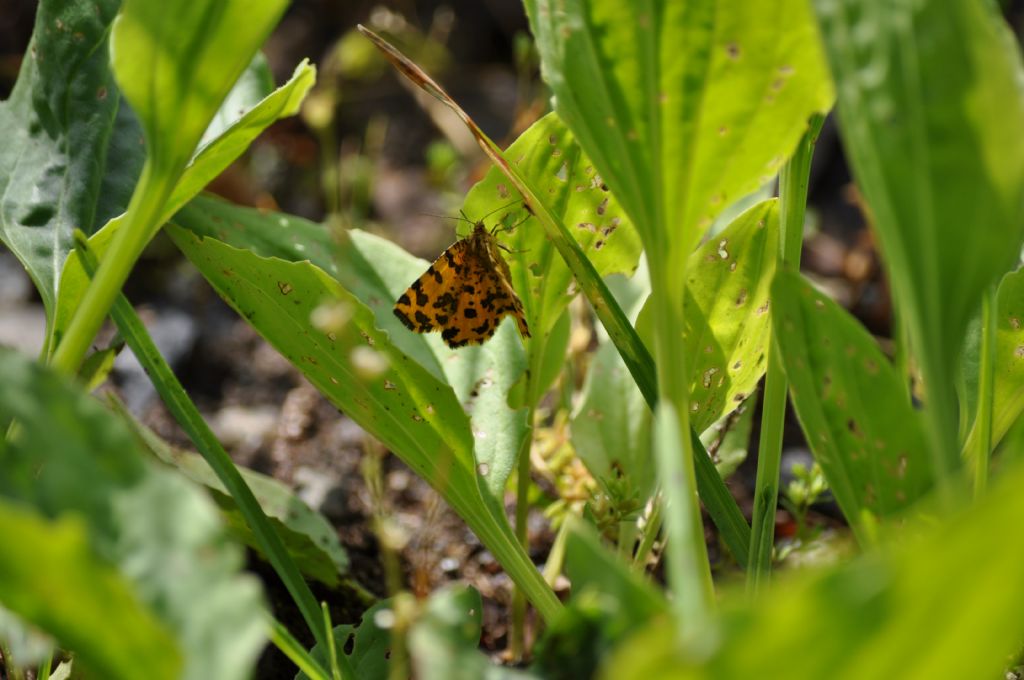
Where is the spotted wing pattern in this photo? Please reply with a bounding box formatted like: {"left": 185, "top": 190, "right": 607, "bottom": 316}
{"left": 394, "top": 223, "right": 530, "bottom": 348}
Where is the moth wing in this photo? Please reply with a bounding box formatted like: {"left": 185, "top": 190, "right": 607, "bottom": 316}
{"left": 393, "top": 241, "right": 466, "bottom": 333}
{"left": 439, "top": 254, "right": 530, "bottom": 348}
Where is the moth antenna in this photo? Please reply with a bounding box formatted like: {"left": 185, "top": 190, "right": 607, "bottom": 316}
{"left": 418, "top": 211, "right": 474, "bottom": 225}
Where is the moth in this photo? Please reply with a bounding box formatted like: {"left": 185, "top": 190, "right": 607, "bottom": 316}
{"left": 393, "top": 217, "right": 530, "bottom": 348}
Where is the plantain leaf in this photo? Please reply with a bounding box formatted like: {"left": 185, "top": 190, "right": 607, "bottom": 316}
{"left": 109, "top": 0, "right": 288, "bottom": 176}
{"left": 0, "top": 0, "right": 131, "bottom": 315}
{"left": 770, "top": 270, "right": 933, "bottom": 537}
{"left": 681, "top": 199, "right": 778, "bottom": 433}
{"left": 525, "top": 0, "right": 833, "bottom": 274}
{"left": 813, "top": 0, "right": 1024, "bottom": 473}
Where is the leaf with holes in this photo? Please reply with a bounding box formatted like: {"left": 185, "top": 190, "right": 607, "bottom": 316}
{"left": 682, "top": 200, "right": 778, "bottom": 432}
{"left": 771, "top": 270, "right": 933, "bottom": 538}
{"left": 636, "top": 199, "right": 778, "bottom": 433}
{"left": 525, "top": 0, "right": 833, "bottom": 275}
{"left": 295, "top": 599, "right": 391, "bottom": 680}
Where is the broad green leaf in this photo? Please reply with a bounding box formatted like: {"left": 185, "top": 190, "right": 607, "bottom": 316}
{"left": 636, "top": 200, "right": 778, "bottom": 432}
{"left": 525, "top": 0, "right": 833, "bottom": 271}
{"left": 410, "top": 585, "right": 537, "bottom": 680}
{"left": 110, "top": 0, "right": 288, "bottom": 175}
{"left": 771, "top": 270, "right": 933, "bottom": 537}
{"left": 963, "top": 267, "right": 1024, "bottom": 454}
{"left": 0, "top": 500, "right": 179, "bottom": 680}
{"left": 0, "top": 348, "right": 265, "bottom": 680}
{"left": 682, "top": 200, "right": 777, "bottom": 433}
{"left": 813, "top": 0, "right": 1024, "bottom": 473}
{"left": 571, "top": 341, "right": 653, "bottom": 513}
{"left": 53, "top": 60, "right": 315, "bottom": 350}
{"left": 130, "top": 416, "right": 349, "bottom": 587}
{"left": 167, "top": 221, "right": 561, "bottom": 620}
{"left": 0, "top": 0, "right": 131, "bottom": 315}
{"left": 462, "top": 112, "right": 643, "bottom": 339}
{"left": 601, "top": 457, "right": 1024, "bottom": 680}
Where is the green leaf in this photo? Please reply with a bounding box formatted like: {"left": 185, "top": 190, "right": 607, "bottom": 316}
{"left": 572, "top": 341, "right": 653, "bottom": 512}
{"left": 462, "top": 112, "right": 643, "bottom": 339}
{"left": 964, "top": 267, "right": 1024, "bottom": 454}
{"left": 201, "top": 53, "right": 276, "bottom": 149}
{"left": 52, "top": 59, "right": 316, "bottom": 350}
{"left": 130, "top": 416, "right": 349, "bottom": 587}
{"left": 771, "top": 270, "right": 933, "bottom": 537}
{"left": 110, "top": 0, "right": 288, "bottom": 175}
{"left": 680, "top": 199, "right": 778, "bottom": 433}
{"left": 813, "top": 0, "right": 1024, "bottom": 475}
{"left": 0, "top": 500, "right": 180, "bottom": 680}
{"left": 634, "top": 199, "right": 777, "bottom": 431}
{"left": 167, "top": 218, "right": 561, "bottom": 620}
{"left": 0, "top": 0, "right": 130, "bottom": 315}
{"left": 0, "top": 348, "right": 266, "bottom": 680}
{"left": 525, "top": 0, "right": 833, "bottom": 267}
{"left": 601, "top": 457, "right": 1024, "bottom": 679}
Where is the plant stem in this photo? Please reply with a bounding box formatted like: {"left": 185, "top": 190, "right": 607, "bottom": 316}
{"left": 617, "top": 518, "right": 638, "bottom": 560}
{"left": 746, "top": 114, "right": 824, "bottom": 593}
{"left": 747, "top": 336, "right": 787, "bottom": 593}
{"left": 648, "top": 257, "right": 714, "bottom": 636}
{"left": 972, "top": 284, "right": 997, "bottom": 497}
{"left": 632, "top": 496, "right": 663, "bottom": 570}
{"left": 72, "top": 233, "right": 331, "bottom": 652}
{"left": 510, "top": 340, "right": 545, "bottom": 660}
{"left": 51, "top": 161, "right": 171, "bottom": 375}
{"left": 542, "top": 519, "right": 570, "bottom": 585}
{"left": 509, "top": 427, "right": 532, "bottom": 660}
